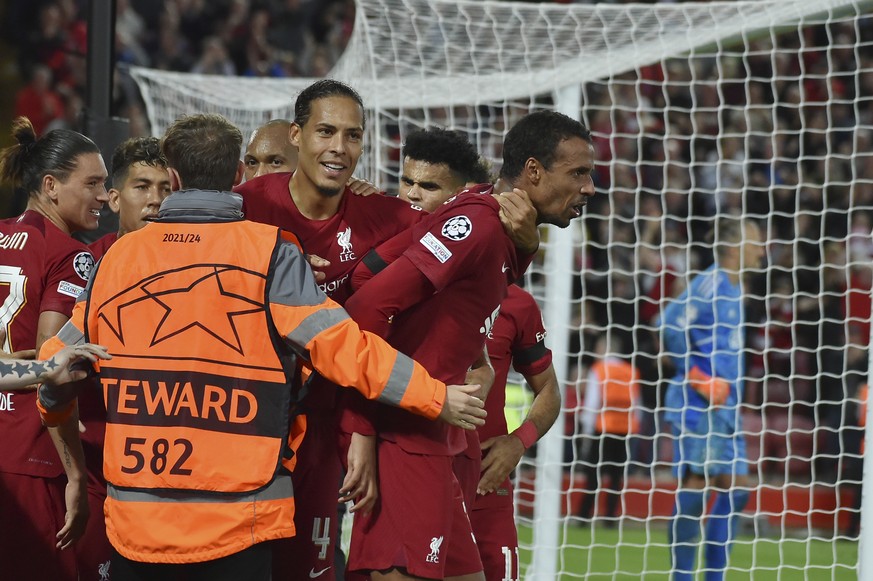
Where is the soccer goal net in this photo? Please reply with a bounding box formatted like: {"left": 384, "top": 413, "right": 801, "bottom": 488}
{"left": 132, "top": 0, "right": 873, "bottom": 578}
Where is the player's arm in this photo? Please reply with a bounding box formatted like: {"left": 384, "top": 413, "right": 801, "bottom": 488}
{"left": 268, "top": 240, "right": 484, "bottom": 427}
{"left": 344, "top": 254, "right": 436, "bottom": 337}
{"left": 683, "top": 293, "right": 730, "bottom": 405}
{"left": 478, "top": 364, "right": 560, "bottom": 494}
{"left": 46, "top": 405, "right": 89, "bottom": 549}
{"left": 0, "top": 344, "right": 108, "bottom": 392}
{"left": 466, "top": 346, "right": 495, "bottom": 401}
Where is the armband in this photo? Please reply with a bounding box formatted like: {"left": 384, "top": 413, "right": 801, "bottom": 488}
{"left": 511, "top": 419, "right": 539, "bottom": 450}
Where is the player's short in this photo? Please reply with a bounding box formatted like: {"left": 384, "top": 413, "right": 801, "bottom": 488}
{"left": 272, "top": 410, "right": 341, "bottom": 581}
{"left": 0, "top": 471, "right": 77, "bottom": 580}
{"left": 75, "top": 484, "right": 113, "bottom": 581}
{"left": 470, "top": 477, "right": 519, "bottom": 581}
{"left": 347, "top": 440, "right": 483, "bottom": 579}
{"left": 452, "top": 451, "right": 481, "bottom": 508}
{"left": 671, "top": 422, "right": 748, "bottom": 479}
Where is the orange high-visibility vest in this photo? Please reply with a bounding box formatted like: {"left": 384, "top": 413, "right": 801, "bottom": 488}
{"left": 592, "top": 359, "right": 640, "bottom": 435}
{"left": 39, "top": 212, "right": 448, "bottom": 564}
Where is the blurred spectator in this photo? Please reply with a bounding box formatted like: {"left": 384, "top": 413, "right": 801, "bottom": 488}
{"left": 191, "top": 36, "right": 236, "bottom": 76}
{"left": 14, "top": 65, "right": 64, "bottom": 136}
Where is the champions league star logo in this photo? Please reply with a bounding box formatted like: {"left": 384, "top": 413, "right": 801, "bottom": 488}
{"left": 73, "top": 252, "right": 95, "bottom": 281}
{"left": 441, "top": 215, "right": 472, "bottom": 241}
{"left": 337, "top": 227, "right": 356, "bottom": 262}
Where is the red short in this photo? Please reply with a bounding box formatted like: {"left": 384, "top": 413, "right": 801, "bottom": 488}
{"left": 0, "top": 471, "right": 77, "bottom": 580}
{"left": 452, "top": 451, "right": 481, "bottom": 510}
{"left": 272, "top": 411, "right": 342, "bottom": 581}
{"left": 471, "top": 478, "right": 519, "bottom": 581}
{"left": 348, "top": 440, "right": 482, "bottom": 579}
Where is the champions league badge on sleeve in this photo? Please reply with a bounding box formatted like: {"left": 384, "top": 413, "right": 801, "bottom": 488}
{"left": 73, "top": 252, "right": 95, "bottom": 281}
{"left": 441, "top": 215, "right": 472, "bottom": 241}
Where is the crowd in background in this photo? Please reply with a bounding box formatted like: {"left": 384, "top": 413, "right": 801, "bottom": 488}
{"left": 4, "top": 0, "right": 356, "bottom": 139}
{"left": 567, "top": 15, "right": 873, "bottom": 485}
{"left": 3, "top": 0, "right": 872, "bottom": 489}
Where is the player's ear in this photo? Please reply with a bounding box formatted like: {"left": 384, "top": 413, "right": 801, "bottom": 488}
{"left": 524, "top": 157, "right": 541, "bottom": 185}
{"left": 233, "top": 160, "right": 244, "bottom": 186}
{"left": 289, "top": 122, "right": 301, "bottom": 148}
{"left": 167, "top": 167, "right": 182, "bottom": 191}
{"left": 107, "top": 188, "right": 122, "bottom": 213}
{"left": 42, "top": 174, "right": 59, "bottom": 201}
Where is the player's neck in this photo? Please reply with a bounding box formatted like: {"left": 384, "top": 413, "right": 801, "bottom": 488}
{"left": 26, "top": 197, "right": 71, "bottom": 235}
{"left": 288, "top": 172, "right": 343, "bottom": 220}
{"left": 493, "top": 178, "right": 512, "bottom": 194}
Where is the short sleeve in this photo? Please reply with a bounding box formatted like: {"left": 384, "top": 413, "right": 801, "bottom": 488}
{"left": 41, "top": 248, "right": 93, "bottom": 315}
{"left": 402, "top": 202, "right": 504, "bottom": 292}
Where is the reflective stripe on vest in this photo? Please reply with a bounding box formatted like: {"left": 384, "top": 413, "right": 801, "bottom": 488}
{"left": 107, "top": 473, "right": 293, "bottom": 504}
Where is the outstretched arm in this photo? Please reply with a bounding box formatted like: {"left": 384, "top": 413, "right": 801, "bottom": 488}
{"left": 0, "top": 344, "right": 109, "bottom": 392}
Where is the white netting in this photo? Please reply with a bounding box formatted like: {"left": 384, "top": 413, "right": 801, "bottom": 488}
{"left": 132, "top": 0, "right": 873, "bottom": 578}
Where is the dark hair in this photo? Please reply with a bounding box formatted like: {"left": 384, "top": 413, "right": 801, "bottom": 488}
{"left": 0, "top": 116, "right": 100, "bottom": 196}
{"left": 294, "top": 79, "right": 365, "bottom": 128}
{"left": 710, "top": 216, "right": 749, "bottom": 258}
{"left": 111, "top": 137, "right": 167, "bottom": 187}
{"left": 499, "top": 111, "right": 592, "bottom": 180}
{"left": 403, "top": 128, "right": 491, "bottom": 184}
{"left": 161, "top": 114, "right": 242, "bottom": 191}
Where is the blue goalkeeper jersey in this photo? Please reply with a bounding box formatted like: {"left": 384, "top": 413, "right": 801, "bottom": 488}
{"left": 661, "top": 264, "right": 744, "bottom": 432}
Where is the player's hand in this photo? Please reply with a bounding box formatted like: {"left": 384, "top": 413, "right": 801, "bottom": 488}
{"left": 439, "top": 384, "right": 486, "bottom": 429}
{"left": 306, "top": 254, "right": 331, "bottom": 283}
{"left": 477, "top": 434, "right": 525, "bottom": 495}
{"left": 56, "top": 477, "right": 89, "bottom": 550}
{"left": 688, "top": 365, "right": 730, "bottom": 406}
{"left": 347, "top": 177, "right": 380, "bottom": 196}
{"left": 494, "top": 188, "right": 539, "bottom": 255}
{"left": 41, "top": 344, "right": 111, "bottom": 386}
{"left": 465, "top": 364, "right": 494, "bottom": 401}
{"left": 339, "top": 433, "right": 378, "bottom": 515}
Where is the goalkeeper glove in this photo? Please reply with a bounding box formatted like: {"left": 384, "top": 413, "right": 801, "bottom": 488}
{"left": 688, "top": 365, "right": 730, "bottom": 406}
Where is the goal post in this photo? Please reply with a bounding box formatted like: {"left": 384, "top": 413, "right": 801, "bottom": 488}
{"left": 131, "top": 1, "right": 873, "bottom": 578}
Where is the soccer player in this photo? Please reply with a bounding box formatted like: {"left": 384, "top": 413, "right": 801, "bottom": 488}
{"left": 234, "top": 81, "right": 430, "bottom": 581}
{"left": 660, "top": 217, "right": 764, "bottom": 581}
{"left": 343, "top": 111, "right": 594, "bottom": 581}
{"left": 0, "top": 116, "right": 105, "bottom": 580}
{"left": 89, "top": 137, "right": 172, "bottom": 260}
{"left": 235, "top": 83, "right": 536, "bottom": 581}
{"left": 243, "top": 119, "right": 298, "bottom": 182}
{"left": 37, "top": 113, "right": 487, "bottom": 581}
{"left": 391, "top": 127, "right": 561, "bottom": 581}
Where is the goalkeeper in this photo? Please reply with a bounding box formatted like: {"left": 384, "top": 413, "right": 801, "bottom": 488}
{"left": 660, "top": 217, "right": 763, "bottom": 581}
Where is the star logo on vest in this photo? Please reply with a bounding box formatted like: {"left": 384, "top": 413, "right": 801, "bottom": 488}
{"left": 97, "top": 264, "right": 265, "bottom": 356}
{"left": 426, "top": 536, "right": 443, "bottom": 563}
{"left": 337, "top": 227, "right": 356, "bottom": 262}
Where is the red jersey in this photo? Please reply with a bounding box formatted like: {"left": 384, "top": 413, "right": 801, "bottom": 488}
{"left": 346, "top": 189, "right": 522, "bottom": 455}
{"left": 0, "top": 210, "right": 94, "bottom": 477}
{"left": 481, "top": 284, "right": 553, "bottom": 444}
{"left": 88, "top": 231, "right": 118, "bottom": 261}
{"left": 235, "top": 172, "right": 425, "bottom": 304}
